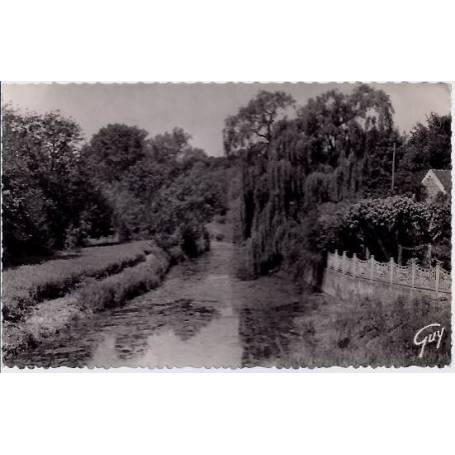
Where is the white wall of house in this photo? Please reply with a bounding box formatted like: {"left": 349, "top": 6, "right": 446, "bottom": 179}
{"left": 421, "top": 170, "right": 446, "bottom": 201}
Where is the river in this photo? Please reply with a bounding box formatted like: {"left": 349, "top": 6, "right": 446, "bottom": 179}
{"left": 10, "top": 240, "right": 318, "bottom": 369}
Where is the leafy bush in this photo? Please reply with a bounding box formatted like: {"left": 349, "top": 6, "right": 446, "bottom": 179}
{"left": 180, "top": 223, "right": 208, "bottom": 257}
{"left": 154, "top": 223, "right": 209, "bottom": 260}
{"left": 64, "top": 222, "right": 89, "bottom": 251}
{"left": 316, "top": 195, "right": 451, "bottom": 269}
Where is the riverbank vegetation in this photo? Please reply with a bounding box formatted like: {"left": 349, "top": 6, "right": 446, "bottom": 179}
{"left": 2, "top": 108, "right": 229, "bottom": 268}
{"left": 223, "top": 85, "right": 451, "bottom": 282}
{"left": 2, "top": 107, "right": 228, "bottom": 268}
{"left": 287, "top": 294, "right": 451, "bottom": 368}
{"left": 2, "top": 105, "right": 228, "bottom": 356}
{"left": 224, "top": 85, "right": 451, "bottom": 367}
{"left": 2, "top": 240, "right": 155, "bottom": 322}
{"left": 77, "top": 247, "right": 170, "bottom": 312}
{"left": 2, "top": 246, "right": 171, "bottom": 360}
{"left": 2, "top": 85, "right": 451, "bottom": 367}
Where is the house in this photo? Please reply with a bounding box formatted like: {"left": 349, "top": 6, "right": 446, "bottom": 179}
{"left": 421, "top": 169, "right": 451, "bottom": 201}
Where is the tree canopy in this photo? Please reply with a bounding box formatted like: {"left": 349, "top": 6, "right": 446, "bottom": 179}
{"left": 223, "top": 90, "right": 295, "bottom": 158}
{"left": 2, "top": 107, "right": 110, "bottom": 262}
{"left": 3, "top": 107, "right": 228, "bottom": 265}
{"left": 82, "top": 123, "right": 148, "bottom": 184}
{"left": 395, "top": 113, "right": 452, "bottom": 195}
{"left": 224, "top": 85, "right": 452, "bottom": 278}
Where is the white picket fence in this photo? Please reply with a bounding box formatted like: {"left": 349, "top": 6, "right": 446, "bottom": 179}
{"left": 327, "top": 250, "right": 451, "bottom": 295}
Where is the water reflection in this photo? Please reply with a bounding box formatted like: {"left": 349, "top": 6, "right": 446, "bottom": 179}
{"left": 109, "top": 299, "right": 219, "bottom": 359}
{"left": 239, "top": 302, "right": 305, "bottom": 368}
{"left": 8, "top": 241, "right": 306, "bottom": 369}
{"left": 10, "top": 298, "right": 221, "bottom": 368}
{"left": 156, "top": 299, "right": 219, "bottom": 342}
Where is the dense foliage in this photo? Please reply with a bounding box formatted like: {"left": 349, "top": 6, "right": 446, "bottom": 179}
{"left": 225, "top": 85, "right": 451, "bottom": 279}
{"left": 2, "top": 108, "right": 111, "bottom": 263}
{"left": 315, "top": 195, "right": 451, "bottom": 268}
{"left": 2, "top": 109, "right": 228, "bottom": 266}
{"left": 396, "top": 113, "right": 452, "bottom": 194}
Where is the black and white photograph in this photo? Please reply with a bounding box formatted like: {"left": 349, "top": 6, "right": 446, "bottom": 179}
{"left": 1, "top": 82, "right": 452, "bottom": 369}
{"left": 3, "top": 2, "right": 455, "bottom": 455}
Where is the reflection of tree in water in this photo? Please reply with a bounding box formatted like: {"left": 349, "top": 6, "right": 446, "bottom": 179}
{"left": 239, "top": 302, "right": 304, "bottom": 368}
{"left": 114, "top": 331, "right": 150, "bottom": 360}
{"left": 13, "top": 297, "right": 219, "bottom": 365}
{"left": 113, "top": 298, "right": 219, "bottom": 360}
{"left": 109, "top": 305, "right": 160, "bottom": 361}
{"left": 156, "top": 299, "right": 219, "bottom": 342}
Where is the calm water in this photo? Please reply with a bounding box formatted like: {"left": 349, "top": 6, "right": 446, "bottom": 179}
{"left": 10, "top": 241, "right": 310, "bottom": 368}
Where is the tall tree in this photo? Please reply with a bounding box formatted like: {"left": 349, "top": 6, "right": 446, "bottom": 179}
{"left": 2, "top": 107, "right": 97, "bottom": 261}
{"left": 395, "top": 113, "right": 452, "bottom": 195}
{"left": 405, "top": 113, "right": 451, "bottom": 170}
{"left": 149, "top": 127, "right": 206, "bottom": 163}
{"left": 296, "top": 84, "right": 397, "bottom": 197}
{"left": 223, "top": 90, "right": 295, "bottom": 158}
{"left": 83, "top": 124, "right": 148, "bottom": 183}
{"left": 225, "top": 84, "right": 404, "bottom": 277}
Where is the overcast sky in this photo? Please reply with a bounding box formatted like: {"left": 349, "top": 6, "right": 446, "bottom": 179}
{"left": 2, "top": 83, "right": 451, "bottom": 156}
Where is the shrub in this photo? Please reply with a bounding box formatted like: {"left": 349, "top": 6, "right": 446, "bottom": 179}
{"left": 180, "top": 223, "right": 203, "bottom": 257}
{"left": 64, "top": 223, "right": 88, "bottom": 251}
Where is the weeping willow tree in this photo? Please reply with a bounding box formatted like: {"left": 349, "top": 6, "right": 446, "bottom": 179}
{"left": 224, "top": 84, "right": 402, "bottom": 279}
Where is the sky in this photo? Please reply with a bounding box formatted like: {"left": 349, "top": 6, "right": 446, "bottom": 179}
{"left": 2, "top": 83, "right": 451, "bottom": 157}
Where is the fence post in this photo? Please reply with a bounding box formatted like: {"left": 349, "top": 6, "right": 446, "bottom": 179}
{"left": 389, "top": 257, "right": 394, "bottom": 285}
{"left": 353, "top": 253, "right": 357, "bottom": 277}
{"left": 334, "top": 249, "right": 339, "bottom": 270}
{"left": 435, "top": 260, "right": 441, "bottom": 297}
{"left": 342, "top": 251, "right": 347, "bottom": 275}
{"left": 370, "top": 255, "right": 375, "bottom": 281}
{"left": 411, "top": 258, "right": 416, "bottom": 289}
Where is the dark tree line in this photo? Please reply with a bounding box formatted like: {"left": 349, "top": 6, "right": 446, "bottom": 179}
{"left": 2, "top": 108, "right": 229, "bottom": 266}
{"left": 224, "top": 86, "right": 451, "bottom": 278}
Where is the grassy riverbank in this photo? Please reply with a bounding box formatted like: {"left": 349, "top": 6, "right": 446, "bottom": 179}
{"left": 2, "top": 241, "right": 155, "bottom": 322}
{"left": 2, "top": 241, "right": 174, "bottom": 360}
{"left": 231, "top": 236, "right": 451, "bottom": 368}
{"left": 287, "top": 293, "right": 451, "bottom": 368}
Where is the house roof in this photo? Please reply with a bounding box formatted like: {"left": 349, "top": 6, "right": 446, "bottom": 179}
{"left": 432, "top": 169, "right": 451, "bottom": 193}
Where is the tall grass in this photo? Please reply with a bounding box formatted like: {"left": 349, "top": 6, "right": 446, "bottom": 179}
{"left": 2, "top": 240, "right": 155, "bottom": 322}
{"left": 78, "top": 247, "right": 170, "bottom": 311}
{"left": 351, "top": 295, "right": 452, "bottom": 367}
{"left": 2, "top": 246, "right": 171, "bottom": 360}
{"left": 292, "top": 294, "right": 452, "bottom": 368}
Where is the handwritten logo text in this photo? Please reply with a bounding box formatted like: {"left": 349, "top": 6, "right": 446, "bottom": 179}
{"left": 413, "top": 323, "right": 445, "bottom": 358}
